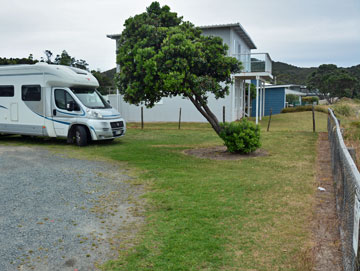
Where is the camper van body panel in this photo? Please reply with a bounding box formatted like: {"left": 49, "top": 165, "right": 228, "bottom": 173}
{"left": 0, "top": 63, "right": 126, "bottom": 141}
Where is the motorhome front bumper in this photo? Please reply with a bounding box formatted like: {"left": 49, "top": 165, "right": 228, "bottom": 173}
{"left": 89, "top": 119, "right": 126, "bottom": 140}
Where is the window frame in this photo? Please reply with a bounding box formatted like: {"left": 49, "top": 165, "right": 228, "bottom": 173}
{"left": 54, "top": 88, "right": 77, "bottom": 111}
{"left": 21, "top": 85, "right": 41, "bottom": 101}
{"left": 0, "top": 85, "right": 15, "bottom": 97}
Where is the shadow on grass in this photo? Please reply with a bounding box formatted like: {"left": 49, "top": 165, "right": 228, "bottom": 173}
{"left": 0, "top": 134, "right": 124, "bottom": 148}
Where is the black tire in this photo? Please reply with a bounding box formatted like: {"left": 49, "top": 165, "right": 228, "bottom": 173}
{"left": 75, "top": 126, "right": 88, "bottom": 147}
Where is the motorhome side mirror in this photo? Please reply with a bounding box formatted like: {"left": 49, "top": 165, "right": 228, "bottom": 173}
{"left": 66, "top": 101, "right": 75, "bottom": 111}
{"left": 107, "top": 100, "right": 110, "bottom": 104}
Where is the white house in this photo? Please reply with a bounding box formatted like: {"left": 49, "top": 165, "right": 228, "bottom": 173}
{"left": 107, "top": 23, "right": 273, "bottom": 124}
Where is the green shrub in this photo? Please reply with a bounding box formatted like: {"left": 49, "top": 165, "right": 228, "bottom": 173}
{"left": 286, "top": 94, "right": 299, "bottom": 104}
{"left": 281, "top": 105, "right": 327, "bottom": 114}
{"left": 301, "top": 96, "right": 319, "bottom": 105}
{"left": 333, "top": 104, "right": 352, "bottom": 117}
{"left": 219, "top": 119, "right": 261, "bottom": 154}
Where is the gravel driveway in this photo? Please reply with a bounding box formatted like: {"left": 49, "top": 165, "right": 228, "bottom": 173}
{"left": 0, "top": 145, "right": 143, "bottom": 271}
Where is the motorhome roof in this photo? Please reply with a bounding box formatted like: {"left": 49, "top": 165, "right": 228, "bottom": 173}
{"left": 0, "top": 63, "right": 99, "bottom": 88}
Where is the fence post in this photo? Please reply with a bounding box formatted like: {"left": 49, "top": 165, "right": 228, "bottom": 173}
{"left": 178, "top": 108, "right": 182, "bottom": 130}
{"left": 223, "top": 106, "right": 225, "bottom": 123}
{"left": 267, "top": 108, "right": 272, "bottom": 132}
{"left": 141, "top": 106, "right": 144, "bottom": 129}
{"left": 312, "top": 104, "right": 316, "bottom": 132}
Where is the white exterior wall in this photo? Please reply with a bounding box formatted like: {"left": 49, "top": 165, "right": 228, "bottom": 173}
{"left": 201, "top": 28, "right": 230, "bottom": 55}
{"left": 229, "top": 29, "right": 251, "bottom": 72}
{"left": 108, "top": 92, "right": 233, "bottom": 123}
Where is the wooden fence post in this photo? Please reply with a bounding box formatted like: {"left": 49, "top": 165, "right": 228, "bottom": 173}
{"left": 223, "top": 106, "right": 225, "bottom": 123}
{"left": 267, "top": 108, "right": 272, "bottom": 132}
{"left": 178, "top": 108, "right": 182, "bottom": 130}
{"left": 141, "top": 106, "right": 144, "bottom": 129}
{"left": 312, "top": 105, "right": 316, "bottom": 132}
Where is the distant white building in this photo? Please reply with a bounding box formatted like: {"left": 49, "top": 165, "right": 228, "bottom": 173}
{"left": 107, "top": 23, "right": 273, "bottom": 124}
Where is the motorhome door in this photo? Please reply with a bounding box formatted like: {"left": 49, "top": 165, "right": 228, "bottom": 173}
{"left": 51, "top": 88, "right": 81, "bottom": 137}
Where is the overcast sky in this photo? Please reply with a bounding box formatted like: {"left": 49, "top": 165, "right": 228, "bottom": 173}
{"left": 1, "top": 0, "right": 359, "bottom": 71}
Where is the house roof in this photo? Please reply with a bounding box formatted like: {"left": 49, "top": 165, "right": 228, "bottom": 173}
{"left": 199, "top": 23, "right": 257, "bottom": 49}
{"left": 265, "top": 84, "right": 306, "bottom": 89}
{"left": 285, "top": 89, "right": 306, "bottom": 96}
{"left": 107, "top": 23, "right": 257, "bottom": 50}
{"left": 107, "top": 34, "right": 121, "bottom": 40}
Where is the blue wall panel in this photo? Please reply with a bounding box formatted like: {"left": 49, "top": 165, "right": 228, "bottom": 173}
{"left": 251, "top": 87, "right": 285, "bottom": 116}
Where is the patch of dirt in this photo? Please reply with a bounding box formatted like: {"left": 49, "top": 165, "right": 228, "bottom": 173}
{"left": 312, "top": 132, "right": 343, "bottom": 271}
{"left": 183, "top": 145, "right": 268, "bottom": 160}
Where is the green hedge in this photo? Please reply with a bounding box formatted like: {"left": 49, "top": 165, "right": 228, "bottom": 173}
{"left": 301, "top": 96, "right": 319, "bottom": 105}
{"left": 281, "top": 105, "right": 327, "bottom": 114}
{"left": 220, "top": 119, "right": 261, "bottom": 154}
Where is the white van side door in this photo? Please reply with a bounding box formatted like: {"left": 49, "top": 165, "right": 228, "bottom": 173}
{"left": 52, "top": 88, "right": 82, "bottom": 137}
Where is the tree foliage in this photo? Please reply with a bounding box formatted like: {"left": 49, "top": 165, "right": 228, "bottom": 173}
{"left": 91, "top": 70, "right": 114, "bottom": 94}
{"left": 46, "top": 50, "right": 89, "bottom": 70}
{"left": 1, "top": 51, "right": 115, "bottom": 93}
{"left": 307, "top": 64, "right": 358, "bottom": 104}
{"left": 116, "top": 1, "right": 241, "bottom": 135}
{"left": 0, "top": 55, "right": 37, "bottom": 65}
{"left": 286, "top": 94, "right": 299, "bottom": 104}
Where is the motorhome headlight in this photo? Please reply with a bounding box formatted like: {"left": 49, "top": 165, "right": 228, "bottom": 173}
{"left": 86, "top": 109, "right": 103, "bottom": 119}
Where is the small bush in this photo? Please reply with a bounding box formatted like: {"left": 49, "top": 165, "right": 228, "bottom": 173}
{"left": 219, "top": 119, "right": 261, "bottom": 154}
{"left": 333, "top": 104, "right": 353, "bottom": 117}
{"left": 301, "top": 96, "right": 319, "bottom": 105}
{"left": 286, "top": 94, "right": 299, "bottom": 104}
{"left": 281, "top": 105, "right": 327, "bottom": 114}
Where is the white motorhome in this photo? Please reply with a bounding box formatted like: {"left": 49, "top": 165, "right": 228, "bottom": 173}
{"left": 0, "top": 63, "right": 126, "bottom": 146}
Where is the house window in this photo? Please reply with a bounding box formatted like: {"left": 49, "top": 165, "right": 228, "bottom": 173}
{"left": 0, "top": 85, "right": 14, "bottom": 97}
{"left": 22, "top": 85, "right": 41, "bottom": 101}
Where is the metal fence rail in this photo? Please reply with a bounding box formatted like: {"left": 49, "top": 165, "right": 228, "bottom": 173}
{"left": 328, "top": 108, "right": 360, "bottom": 271}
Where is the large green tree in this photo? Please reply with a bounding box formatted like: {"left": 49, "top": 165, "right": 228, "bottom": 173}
{"left": 115, "top": 2, "right": 241, "bottom": 135}
{"left": 307, "top": 64, "right": 358, "bottom": 104}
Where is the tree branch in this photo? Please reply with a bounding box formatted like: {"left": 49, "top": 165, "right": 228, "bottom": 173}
{"left": 187, "top": 94, "right": 221, "bottom": 135}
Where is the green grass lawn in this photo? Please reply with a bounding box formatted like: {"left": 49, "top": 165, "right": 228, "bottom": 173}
{"left": 0, "top": 111, "right": 328, "bottom": 270}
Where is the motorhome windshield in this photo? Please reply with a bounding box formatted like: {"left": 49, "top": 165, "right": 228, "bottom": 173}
{"left": 71, "top": 88, "right": 111, "bottom": 109}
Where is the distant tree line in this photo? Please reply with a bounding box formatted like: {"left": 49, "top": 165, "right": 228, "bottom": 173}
{"left": 307, "top": 64, "right": 359, "bottom": 104}
{"left": 0, "top": 50, "right": 113, "bottom": 95}
{"left": 0, "top": 54, "right": 37, "bottom": 65}
{"left": 0, "top": 50, "right": 89, "bottom": 69}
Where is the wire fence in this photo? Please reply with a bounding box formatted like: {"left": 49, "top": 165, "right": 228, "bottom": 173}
{"left": 328, "top": 108, "right": 360, "bottom": 271}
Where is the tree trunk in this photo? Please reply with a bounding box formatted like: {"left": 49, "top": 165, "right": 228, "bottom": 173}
{"left": 187, "top": 94, "right": 222, "bottom": 135}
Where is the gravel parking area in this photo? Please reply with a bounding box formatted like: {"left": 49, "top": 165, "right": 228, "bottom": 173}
{"left": 0, "top": 145, "right": 143, "bottom": 271}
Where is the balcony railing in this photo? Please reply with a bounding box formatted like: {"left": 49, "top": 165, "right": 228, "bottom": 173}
{"left": 232, "top": 53, "right": 272, "bottom": 74}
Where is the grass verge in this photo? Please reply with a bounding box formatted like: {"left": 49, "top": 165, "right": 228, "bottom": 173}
{"left": 0, "top": 111, "right": 328, "bottom": 270}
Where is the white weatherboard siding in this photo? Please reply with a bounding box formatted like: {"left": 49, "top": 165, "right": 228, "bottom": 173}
{"left": 108, "top": 91, "right": 234, "bottom": 123}
{"left": 201, "top": 28, "right": 230, "bottom": 53}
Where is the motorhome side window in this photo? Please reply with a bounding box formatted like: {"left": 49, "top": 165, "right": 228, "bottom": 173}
{"left": 55, "top": 89, "right": 76, "bottom": 110}
{"left": 22, "top": 85, "right": 41, "bottom": 101}
{"left": 0, "top": 85, "right": 14, "bottom": 97}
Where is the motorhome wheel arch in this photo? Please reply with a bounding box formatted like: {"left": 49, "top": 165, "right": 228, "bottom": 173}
{"left": 0, "top": 63, "right": 126, "bottom": 146}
